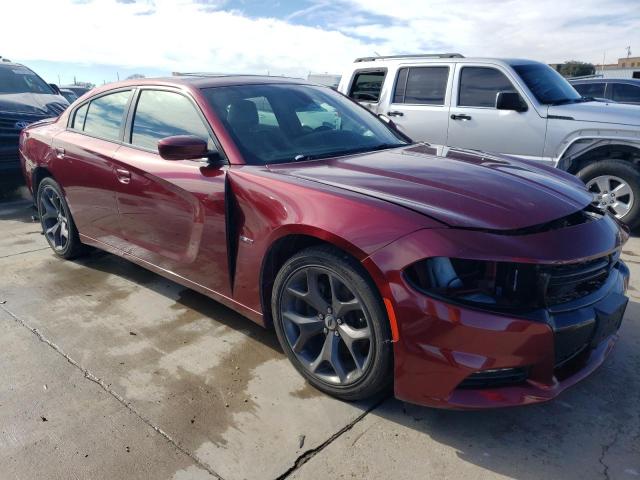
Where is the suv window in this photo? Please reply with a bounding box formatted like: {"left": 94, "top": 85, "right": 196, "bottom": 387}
{"left": 612, "top": 83, "right": 640, "bottom": 103}
{"left": 131, "top": 90, "right": 211, "bottom": 151}
{"left": 82, "top": 90, "right": 131, "bottom": 141}
{"left": 393, "top": 67, "right": 449, "bottom": 105}
{"left": 349, "top": 70, "right": 386, "bottom": 102}
{"left": 459, "top": 67, "right": 516, "bottom": 108}
{"left": 573, "top": 82, "right": 605, "bottom": 98}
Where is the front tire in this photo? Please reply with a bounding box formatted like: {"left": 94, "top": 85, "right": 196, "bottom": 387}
{"left": 272, "top": 246, "right": 392, "bottom": 401}
{"left": 578, "top": 159, "right": 640, "bottom": 230}
{"left": 37, "top": 177, "right": 86, "bottom": 259}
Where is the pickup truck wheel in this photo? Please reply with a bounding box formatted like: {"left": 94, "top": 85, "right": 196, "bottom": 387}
{"left": 37, "top": 177, "right": 86, "bottom": 259}
{"left": 578, "top": 159, "right": 640, "bottom": 230}
{"left": 272, "top": 246, "right": 392, "bottom": 401}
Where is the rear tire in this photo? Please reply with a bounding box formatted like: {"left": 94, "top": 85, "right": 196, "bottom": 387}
{"left": 578, "top": 159, "right": 640, "bottom": 230}
{"left": 37, "top": 177, "right": 86, "bottom": 259}
{"left": 272, "top": 246, "right": 392, "bottom": 401}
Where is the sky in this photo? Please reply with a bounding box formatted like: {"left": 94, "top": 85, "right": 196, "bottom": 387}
{"left": 1, "top": 0, "right": 638, "bottom": 86}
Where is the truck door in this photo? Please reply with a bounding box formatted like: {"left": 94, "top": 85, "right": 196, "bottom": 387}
{"left": 446, "top": 64, "right": 546, "bottom": 159}
{"left": 382, "top": 64, "right": 452, "bottom": 145}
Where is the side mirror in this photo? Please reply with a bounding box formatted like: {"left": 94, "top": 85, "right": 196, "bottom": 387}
{"left": 158, "top": 135, "right": 209, "bottom": 161}
{"left": 496, "top": 91, "right": 528, "bottom": 112}
{"left": 49, "top": 83, "right": 61, "bottom": 95}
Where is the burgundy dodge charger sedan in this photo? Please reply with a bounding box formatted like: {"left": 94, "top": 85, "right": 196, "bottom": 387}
{"left": 20, "top": 75, "right": 629, "bottom": 409}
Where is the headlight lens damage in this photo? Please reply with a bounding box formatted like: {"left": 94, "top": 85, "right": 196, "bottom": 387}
{"left": 404, "top": 256, "right": 615, "bottom": 311}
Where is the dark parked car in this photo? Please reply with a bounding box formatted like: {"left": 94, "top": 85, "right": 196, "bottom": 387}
{"left": 0, "top": 59, "right": 68, "bottom": 172}
{"left": 60, "top": 85, "right": 92, "bottom": 98}
{"left": 59, "top": 88, "right": 78, "bottom": 104}
{"left": 571, "top": 78, "right": 640, "bottom": 105}
{"left": 20, "top": 76, "right": 629, "bottom": 409}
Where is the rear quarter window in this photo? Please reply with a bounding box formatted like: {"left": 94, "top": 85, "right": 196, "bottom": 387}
{"left": 348, "top": 70, "right": 386, "bottom": 102}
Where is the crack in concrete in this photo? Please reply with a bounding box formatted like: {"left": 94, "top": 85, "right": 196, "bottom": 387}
{"left": 0, "top": 247, "right": 50, "bottom": 259}
{"left": 275, "top": 396, "right": 388, "bottom": 480}
{"left": 0, "top": 304, "right": 224, "bottom": 480}
{"left": 599, "top": 428, "right": 621, "bottom": 480}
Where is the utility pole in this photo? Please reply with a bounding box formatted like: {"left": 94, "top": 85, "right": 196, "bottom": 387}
{"left": 626, "top": 46, "right": 632, "bottom": 58}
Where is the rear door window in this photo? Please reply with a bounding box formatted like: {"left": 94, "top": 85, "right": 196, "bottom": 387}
{"left": 573, "top": 82, "right": 605, "bottom": 98}
{"left": 393, "top": 67, "right": 449, "bottom": 105}
{"left": 130, "top": 89, "right": 212, "bottom": 151}
{"left": 82, "top": 90, "right": 131, "bottom": 141}
{"left": 458, "top": 67, "right": 516, "bottom": 108}
{"left": 348, "top": 70, "right": 386, "bottom": 102}
{"left": 612, "top": 83, "right": 640, "bottom": 103}
{"left": 72, "top": 103, "right": 89, "bottom": 130}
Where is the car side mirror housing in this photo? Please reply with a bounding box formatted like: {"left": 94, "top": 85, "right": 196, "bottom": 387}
{"left": 49, "top": 83, "right": 61, "bottom": 95}
{"left": 496, "top": 91, "right": 528, "bottom": 112}
{"left": 158, "top": 135, "right": 209, "bottom": 161}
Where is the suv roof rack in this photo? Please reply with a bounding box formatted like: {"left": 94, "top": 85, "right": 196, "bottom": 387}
{"left": 354, "top": 53, "right": 464, "bottom": 63}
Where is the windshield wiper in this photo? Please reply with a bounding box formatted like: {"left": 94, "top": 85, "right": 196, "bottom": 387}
{"left": 549, "top": 97, "right": 592, "bottom": 106}
{"left": 292, "top": 143, "right": 408, "bottom": 163}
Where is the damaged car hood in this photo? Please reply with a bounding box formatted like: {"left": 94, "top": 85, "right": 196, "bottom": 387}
{"left": 0, "top": 92, "right": 69, "bottom": 116}
{"left": 269, "top": 144, "right": 594, "bottom": 231}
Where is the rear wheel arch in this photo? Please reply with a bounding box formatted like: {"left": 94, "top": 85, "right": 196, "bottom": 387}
{"left": 31, "top": 166, "right": 54, "bottom": 200}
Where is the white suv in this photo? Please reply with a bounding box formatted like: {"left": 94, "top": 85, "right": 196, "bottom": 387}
{"left": 338, "top": 54, "right": 640, "bottom": 228}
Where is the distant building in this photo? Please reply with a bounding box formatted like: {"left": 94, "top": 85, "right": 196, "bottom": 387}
{"left": 595, "top": 56, "right": 640, "bottom": 79}
{"left": 307, "top": 73, "right": 341, "bottom": 89}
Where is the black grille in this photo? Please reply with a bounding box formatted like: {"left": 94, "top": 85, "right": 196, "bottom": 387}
{"left": 541, "top": 256, "right": 613, "bottom": 306}
{"left": 459, "top": 367, "right": 529, "bottom": 389}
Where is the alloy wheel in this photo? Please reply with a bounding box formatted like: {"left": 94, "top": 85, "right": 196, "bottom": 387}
{"left": 39, "top": 186, "right": 70, "bottom": 251}
{"left": 586, "top": 174, "right": 634, "bottom": 219}
{"left": 279, "top": 266, "right": 373, "bottom": 385}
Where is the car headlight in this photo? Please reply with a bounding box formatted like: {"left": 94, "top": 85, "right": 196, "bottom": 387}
{"left": 404, "top": 257, "right": 541, "bottom": 311}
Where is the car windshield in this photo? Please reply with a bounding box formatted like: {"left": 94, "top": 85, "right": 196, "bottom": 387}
{"left": 512, "top": 63, "right": 584, "bottom": 105}
{"left": 0, "top": 65, "right": 54, "bottom": 94}
{"left": 201, "top": 83, "right": 407, "bottom": 165}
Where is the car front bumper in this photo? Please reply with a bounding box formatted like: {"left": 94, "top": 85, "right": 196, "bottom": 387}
{"left": 365, "top": 214, "right": 629, "bottom": 409}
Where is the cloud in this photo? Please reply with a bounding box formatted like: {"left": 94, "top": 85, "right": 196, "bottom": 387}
{"left": 1, "top": 0, "right": 638, "bottom": 81}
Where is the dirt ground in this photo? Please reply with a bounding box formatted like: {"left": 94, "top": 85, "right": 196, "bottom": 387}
{"left": 1, "top": 179, "right": 638, "bottom": 480}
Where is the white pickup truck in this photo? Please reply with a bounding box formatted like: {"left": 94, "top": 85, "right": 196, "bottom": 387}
{"left": 338, "top": 54, "right": 640, "bottom": 228}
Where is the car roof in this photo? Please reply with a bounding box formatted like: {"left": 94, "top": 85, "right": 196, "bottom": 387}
{"left": 570, "top": 78, "right": 640, "bottom": 85}
{"left": 90, "top": 75, "right": 312, "bottom": 95}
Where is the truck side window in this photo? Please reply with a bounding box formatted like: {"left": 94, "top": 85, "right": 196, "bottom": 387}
{"left": 393, "top": 67, "right": 449, "bottom": 105}
{"left": 349, "top": 70, "right": 386, "bottom": 102}
{"left": 458, "top": 67, "right": 516, "bottom": 108}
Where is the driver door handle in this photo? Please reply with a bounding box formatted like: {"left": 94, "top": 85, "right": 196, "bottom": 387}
{"left": 451, "top": 114, "right": 472, "bottom": 121}
{"left": 115, "top": 167, "right": 131, "bottom": 184}
{"left": 54, "top": 147, "right": 65, "bottom": 159}
{"left": 387, "top": 111, "right": 404, "bottom": 117}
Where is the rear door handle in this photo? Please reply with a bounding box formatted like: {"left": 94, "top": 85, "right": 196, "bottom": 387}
{"left": 450, "top": 114, "right": 472, "bottom": 121}
{"left": 54, "top": 147, "right": 65, "bottom": 159}
{"left": 387, "top": 111, "right": 404, "bottom": 117}
{"left": 115, "top": 168, "right": 131, "bottom": 184}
